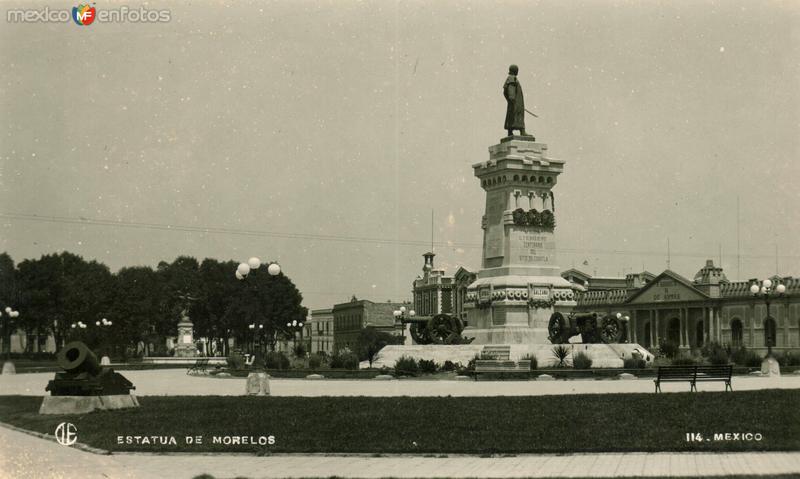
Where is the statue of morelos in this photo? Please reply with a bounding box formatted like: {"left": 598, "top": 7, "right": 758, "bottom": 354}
{"left": 503, "top": 64, "right": 528, "bottom": 137}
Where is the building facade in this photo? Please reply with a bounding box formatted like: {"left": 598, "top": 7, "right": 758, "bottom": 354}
{"left": 574, "top": 260, "right": 800, "bottom": 354}
{"left": 412, "top": 252, "right": 454, "bottom": 316}
{"left": 332, "top": 297, "right": 400, "bottom": 352}
{"left": 309, "top": 308, "right": 334, "bottom": 355}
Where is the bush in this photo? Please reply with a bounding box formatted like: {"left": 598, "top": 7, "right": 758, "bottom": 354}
{"left": 658, "top": 340, "right": 680, "bottom": 359}
{"left": 442, "top": 360, "right": 458, "bottom": 372}
{"left": 671, "top": 355, "right": 697, "bottom": 366}
{"left": 292, "top": 342, "right": 307, "bottom": 358}
{"left": 329, "top": 348, "right": 359, "bottom": 370}
{"left": 551, "top": 345, "right": 571, "bottom": 368}
{"left": 308, "top": 353, "right": 324, "bottom": 369}
{"left": 480, "top": 351, "right": 497, "bottom": 360}
{"left": 226, "top": 353, "right": 245, "bottom": 369}
{"left": 777, "top": 351, "right": 800, "bottom": 367}
{"left": 394, "top": 355, "right": 418, "bottom": 375}
{"left": 572, "top": 352, "right": 593, "bottom": 369}
{"left": 264, "top": 351, "right": 290, "bottom": 370}
{"left": 708, "top": 349, "right": 730, "bottom": 366}
{"left": 417, "top": 359, "right": 438, "bottom": 374}
{"left": 521, "top": 354, "right": 538, "bottom": 370}
{"left": 623, "top": 357, "right": 647, "bottom": 369}
{"left": 730, "top": 346, "right": 762, "bottom": 368}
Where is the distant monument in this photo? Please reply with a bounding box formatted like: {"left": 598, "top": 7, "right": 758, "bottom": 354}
{"left": 175, "top": 308, "right": 198, "bottom": 358}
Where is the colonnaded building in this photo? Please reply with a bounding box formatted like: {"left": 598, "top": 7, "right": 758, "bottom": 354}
{"left": 412, "top": 254, "right": 800, "bottom": 355}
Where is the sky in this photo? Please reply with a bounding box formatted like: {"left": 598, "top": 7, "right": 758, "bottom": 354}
{"left": 1, "top": 0, "right": 798, "bottom": 310}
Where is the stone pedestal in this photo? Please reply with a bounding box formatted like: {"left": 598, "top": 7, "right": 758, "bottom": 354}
{"left": 39, "top": 395, "right": 140, "bottom": 415}
{"left": 761, "top": 356, "right": 780, "bottom": 377}
{"left": 174, "top": 310, "right": 197, "bottom": 358}
{"left": 246, "top": 372, "right": 270, "bottom": 395}
{"left": 464, "top": 136, "right": 579, "bottom": 344}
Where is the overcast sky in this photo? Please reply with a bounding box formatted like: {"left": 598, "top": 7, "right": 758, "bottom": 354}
{"left": 1, "top": 0, "right": 798, "bottom": 310}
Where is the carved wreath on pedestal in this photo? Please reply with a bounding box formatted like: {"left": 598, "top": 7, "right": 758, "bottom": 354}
{"left": 528, "top": 298, "right": 555, "bottom": 309}
{"left": 512, "top": 208, "right": 555, "bottom": 229}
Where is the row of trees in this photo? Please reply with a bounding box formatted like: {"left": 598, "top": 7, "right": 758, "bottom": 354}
{"left": 0, "top": 251, "right": 307, "bottom": 358}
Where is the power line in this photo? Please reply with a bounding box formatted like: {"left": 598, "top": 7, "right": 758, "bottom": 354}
{"left": 2, "top": 211, "right": 798, "bottom": 261}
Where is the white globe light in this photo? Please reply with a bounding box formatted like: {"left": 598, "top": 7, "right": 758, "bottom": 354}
{"left": 259, "top": 324, "right": 263, "bottom": 329}
{"left": 286, "top": 322, "right": 291, "bottom": 327}
{"left": 237, "top": 263, "right": 251, "bottom": 276}
{"left": 763, "top": 279, "right": 772, "bottom": 289}
{"left": 249, "top": 324, "right": 255, "bottom": 329}
{"left": 298, "top": 322, "right": 304, "bottom": 327}
{"left": 760, "top": 286, "right": 768, "bottom": 295}
{"left": 248, "top": 257, "right": 261, "bottom": 269}
{"left": 267, "top": 263, "right": 281, "bottom": 276}
{"left": 96, "top": 321, "right": 101, "bottom": 326}
{"left": 81, "top": 324, "right": 87, "bottom": 329}
{"left": 235, "top": 271, "right": 244, "bottom": 280}
{"left": 4, "top": 307, "right": 10, "bottom": 314}
{"left": 409, "top": 310, "right": 416, "bottom": 317}
{"left": 400, "top": 306, "right": 406, "bottom": 313}
{"left": 616, "top": 313, "right": 622, "bottom": 319}
{"left": 108, "top": 321, "right": 112, "bottom": 326}
{"left": 776, "top": 284, "right": 786, "bottom": 294}
{"left": 71, "top": 324, "right": 76, "bottom": 329}
{"left": 393, "top": 311, "right": 401, "bottom": 317}
{"left": 292, "top": 320, "right": 297, "bottom": 326}
{"left": 750, "top": 284, "right": 760, "bottom": 294}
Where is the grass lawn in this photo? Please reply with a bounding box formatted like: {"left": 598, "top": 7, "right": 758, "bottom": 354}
{"left": 0, "top": 390, "right": 797, "bottom": 454}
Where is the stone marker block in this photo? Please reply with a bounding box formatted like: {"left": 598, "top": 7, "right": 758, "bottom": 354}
{"left": 454, "top": 375, "right": 471, "bottom": 381}
{"left": 100, "top": 356, "right": 111, "bottom": 366}
{"left": 246, "top": 372, "right": 270, "bottom": 395}
{"left": 1, "top": 361, "right": 15, "bottom": 375}
{"left": 537, "top": 374, "right": 554, "bottom": 381}
{"left": 305, "top": 374, "right": 324, "bottom": 380}
{"left": 374, "top": 374, "right": 394, "bottom": 380}
{"left": 618, "top": 373, "right": 636, "bottom": 380}
{"left": 39, "top": 395, "right": 139, "bottom": 415}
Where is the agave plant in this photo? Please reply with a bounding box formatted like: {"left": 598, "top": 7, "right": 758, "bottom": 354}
{"left": 551, "top": 344, "right": 571, "bottom": 368}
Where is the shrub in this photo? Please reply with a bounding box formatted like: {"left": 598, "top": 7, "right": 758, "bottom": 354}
{"left": 572, "top": 352, "right": 593, "bottom": 369}
{"left": 623, "top": 357, "right": 646, "bottom": 369}
{"left": 551, "top": 345, "right": 571, "bottom": 368}
{"left": 226, "top": 353, "right": 245, "bottom": 370}
{"left": 292, "top": 342, "right": 307, "bottom": 358}
{"left": 442, "top": 360, "right": 458, "bottom": 372}
{"left": 308, "top": 353, "right": 324, "bottom": 369}
{"left": 777, "top": 351, "right": 800, "bottom": 367}
{"left": 394, "top": 355, "right": 419, "bottom": 375}
{"left": 264, "top": 351, "right": 290, "bottom": 370}
{"left": 480, "top": 351, "right": 497, "bottom": 360}
{"left": 658, "top": 340, "right": 680, "bottom": 359}
{"left": 330, "top": 348, "right": 359, "bottom": 370}
{"left": 708, "top": 348, "right": 730, "bottom": 365}
{"left": 671, "top": 355, "right": 697, "bottom": 366}
{"left": 730, "top": 346, "right": 762, "bottom": 368}
{"left": 521, "top": 353, "right": 538, "bottom": 370}
{"left": 417, "top": 359, "right": 438, "bottom": 374}
{"left": 701, "top": 341, "right": 726, "bottom": 359}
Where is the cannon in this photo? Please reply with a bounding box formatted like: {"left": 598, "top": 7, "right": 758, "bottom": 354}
{"left": 399, "top": 313, "right": 474, "bottom": 345}
{"left": 547, "top": 311, "right": 626, "bottom": 344}
{"left": 45, "top": 341, "right": 135, "bottom": 396}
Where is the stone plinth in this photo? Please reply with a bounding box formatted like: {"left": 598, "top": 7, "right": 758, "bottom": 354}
{"left": 464, "top": 137, "right": 579, "bottom": 344}
{"left": 175, "top": 310, "right": 197, "bottom": 358}
{"left": 39, "top": 394, "right": 140, "bottom": 415}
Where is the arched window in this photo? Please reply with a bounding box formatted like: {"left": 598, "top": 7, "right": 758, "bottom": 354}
{"left": 764, "top": 317, "right": 777, "bottom": 348}
{"left": 667, "top": 318, "right": 681, "bottom": 345}
{"left": 730, "top": 319, "right": 743, "bottom": 347}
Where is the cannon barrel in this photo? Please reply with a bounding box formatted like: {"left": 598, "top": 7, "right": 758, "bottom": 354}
{"left": 57, "top": 341, "right": 101, "bottom": 376}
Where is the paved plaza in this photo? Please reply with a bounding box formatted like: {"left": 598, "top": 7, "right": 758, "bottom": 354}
{"left": 2, "top": 369, "right": 800, "bottom": 396}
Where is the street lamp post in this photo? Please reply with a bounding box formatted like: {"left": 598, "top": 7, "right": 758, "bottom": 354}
{"left": 393, "top": 306, "right": 416, "bottom": 340}
{"left": 1, "top": 307, "right": 21, "bottom": 374}
{"left": 750, "top": 278, "right": 785, "bottom": 376}
{"left": 235, "top": 257, "right": 281, "bottom": 353}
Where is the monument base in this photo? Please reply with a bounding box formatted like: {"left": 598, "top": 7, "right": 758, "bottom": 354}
{"left": 363, "top": 343, "right": 654, "bottom": 369}
{"left": 39, "top": 394, "right": 140, "bottom": 415}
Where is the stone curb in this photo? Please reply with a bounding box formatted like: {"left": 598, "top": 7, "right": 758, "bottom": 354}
{"left": 0, "top": 420, "right": 111, "bottom": 455}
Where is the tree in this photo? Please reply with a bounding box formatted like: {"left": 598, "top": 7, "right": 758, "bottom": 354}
{"left": 193, "top": 258, "right": 241, "bottom": 356}
{"left": 0, "top": 253, "right": 18, "bottom": 355}
{"left": 109, "top": 266, "right": 163, "bottom": 357}
{"left": 357, "top": 326, "right": 404, "bottom": 367}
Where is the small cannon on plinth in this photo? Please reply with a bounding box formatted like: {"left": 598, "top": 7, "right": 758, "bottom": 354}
{"left": 40, "top": 341, "right": 138, "bottom": 414}
{"left": 548, "top": 311, "right": 626, "bottom": 344}
{"left": 398, "top": 313, "right": 474, "bottom": 345}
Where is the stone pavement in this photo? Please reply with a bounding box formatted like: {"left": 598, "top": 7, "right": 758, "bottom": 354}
{"left": 2, "top": 370, "right": 800, "bottom": 396}
{"left": 1, "top": 425, "right": 799, "bottom": 479}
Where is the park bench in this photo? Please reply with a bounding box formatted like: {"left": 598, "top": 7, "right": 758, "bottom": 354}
{"left": 654, "top": 364, "right": 733, "bottom": 393}
{"left": 186, "top": 358, "right": 209, "bottom": 375}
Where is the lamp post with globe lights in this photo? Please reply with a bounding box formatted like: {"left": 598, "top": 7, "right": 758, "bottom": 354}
{"left": 235, "top": 257, "right": 282, "bottom": 353}
{"left": 749, "top": 278, "right": 785, "bottom": 360}
{"left": 393, "top": 306, "right": 416, "bottom": 339}
{"left": 1, "top": 307, "right": 21, "bottom": 374}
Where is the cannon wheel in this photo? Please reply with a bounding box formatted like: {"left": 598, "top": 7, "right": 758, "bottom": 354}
{"left": 600, "top": 315, "right": 623, "bottom": 343}
{"left": 428, "top": 314, "right": 464, "bottom": 344}
{"left": 548, "top": 312, "right": 568, "bottom": 344}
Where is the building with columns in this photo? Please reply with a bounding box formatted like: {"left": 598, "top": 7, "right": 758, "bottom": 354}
{"left": 412, "top": 252, "right": 454, "bottom": 316}
{"left": 574, "top": 260, "right": 800, "bottom": 354}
